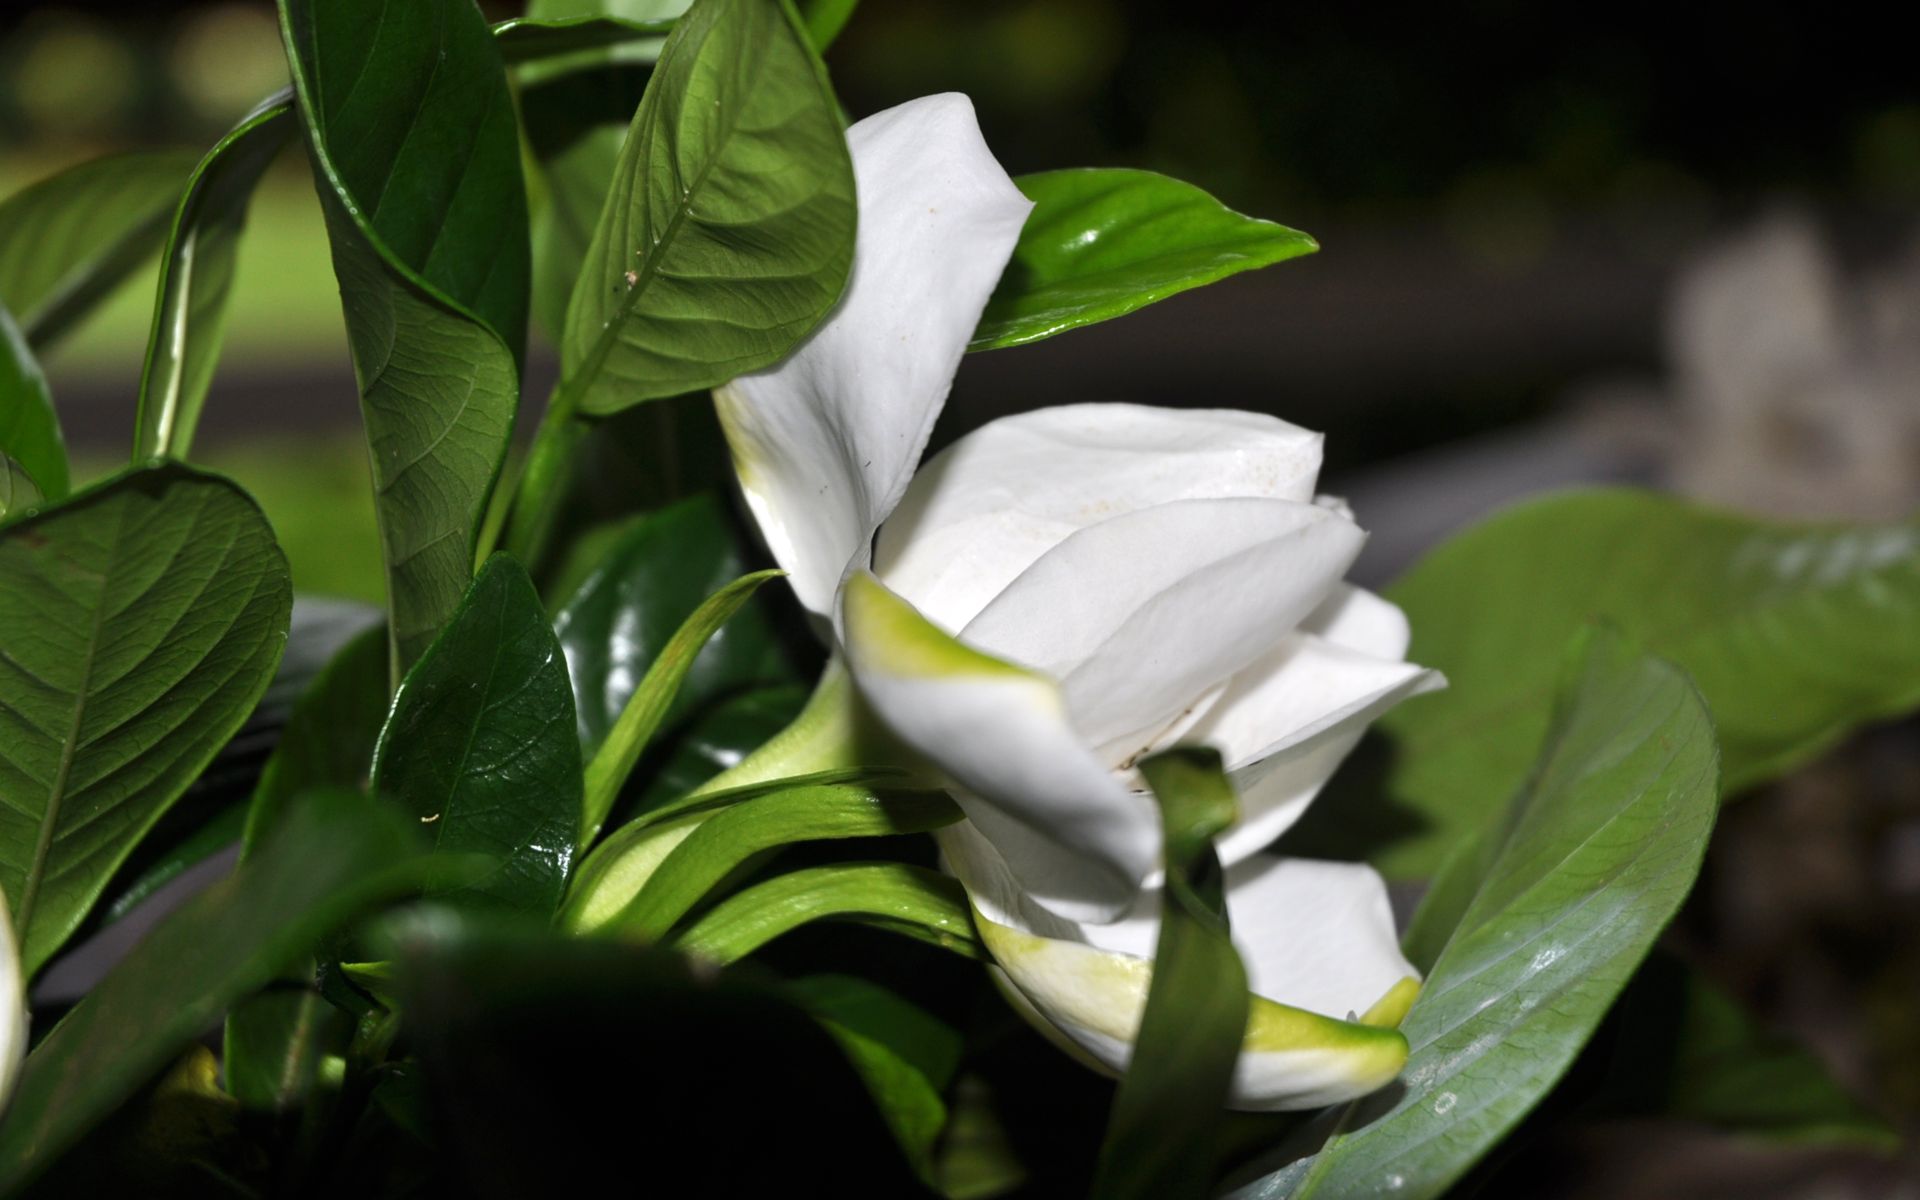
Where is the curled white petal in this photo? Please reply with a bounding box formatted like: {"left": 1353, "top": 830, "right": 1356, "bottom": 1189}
{"left": 945, "top": 825, "right": 1418, "bottom": 1111}
{"left": 961, "top": 498, "right": 1364, "bottom": 762}
{"left": 716, "top": 93, "right": 1032, "bottom": 615}
{"left": 877, "top": 404, "right": 1324, "bottom": 630}
{"left": 839, "top": 570, "right": 1157, "bottom": 922}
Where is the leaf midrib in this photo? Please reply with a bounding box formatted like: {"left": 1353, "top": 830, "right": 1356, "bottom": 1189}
{"left": 564, "top": 9, "right": 759, "bottom": 406}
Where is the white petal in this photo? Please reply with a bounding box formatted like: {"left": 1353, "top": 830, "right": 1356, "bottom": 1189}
{"left": 1, "top": 887, "right": 27, "bottom": 1109}
{"left": 875, "top": 404, "right": 1324, "bottom": 629}
{"left": 715, "top": 93, "right": 1032, "bottom": 615}
{"left": 961, "top": 498, "right": 1364, "bottom": 763}
{"left": 944, "top": 826, "right": 1416, "bottom": 1111}
{"left": 839, "top": 571, "right": 1157, "bottom": 921}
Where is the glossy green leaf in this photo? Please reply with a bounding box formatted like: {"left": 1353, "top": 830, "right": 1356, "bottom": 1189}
{"left": 0, "top": 302, "right": 67, "bottom": 501}
{"left": 1229, "top": 631, "right": 1719, "bottom": 1200}
{"left": 580, "top": 569, "right": 781, "bottom": 847}
{"left": 1093, "top": 747, "right": 1248, "bottom": 1200}
{"left": 0, "top": 150, "right": 194, "bottom": 348}
{"left": 280, "top": 0, "right": 528, "bottom": 677}
{"left": 675, "top": 861, "right": 983, "bottom": 963}
{"left": 1374, "top": 490, "right": 1920, "bottom": 878}
{"left": 559, "top": 0, "right": 855, "bottom": 413}
{"left": 372, "top": 556, "right": 581, "bottom": 915}
{"left": 133, "top": 96, "right": 295, "bottom": 462}
{"left": 1599, "top": 951, "right": 1896, "bottom": 1150}
{"left": 789, "top": 973, "right": 961, "bottom": 1181}
{"left": 389, "top": 917, "right": 931, "bottom": 1195}
{"left": 555, "top": 493, "right": 793, "bottom": 754}
{"left": 567, "top": 783, "right": 959, "bottom": 936}
{"left": 970, "top": 169, "right": 1317, "bottom": 351}
{"left": 0, "top": 463, "right": 292, "bottom": 978}
{"left": 0, "top": 789, "right": 425, "bottom": 1195}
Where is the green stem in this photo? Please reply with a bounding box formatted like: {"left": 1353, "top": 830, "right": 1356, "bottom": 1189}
{"left": 501, "top": 377, "right": 589, "bottom": 566}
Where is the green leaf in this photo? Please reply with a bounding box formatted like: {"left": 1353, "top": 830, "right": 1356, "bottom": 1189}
{"left": 559, "top": 0, "right": 855, "bottom": 414}
{"left": 280, "top": 0, "right": 529, "bottom": 677}
{"left": 0, "top": 150, "right": 195, "bottom": 348}
{"left": 1093, "top": 747, "right": 1248, "bottom": 1200}
{"left": 0, "top": 302, "right": 67, "bottom": 501}
{"left": 798, "top": 0, "right": 858, "bottom": 50}
{"left": 555, "top": 493, "right": 793, "bottom": 754}
{"left": 674, "top": 861, "right": 984, "bottom": 963}
{"left": 0, "top": 463, "right": 292, "bottom": 978}
{"left": 517, "top": 1, "right": 691, "bottom": 86}
{"left": 371, "top": 555, "right": 582, "bottom": 915}
{"left": 1230, "top": 630, "right": 1720, "bottom": 1200}
{"left": 242, "top": 624, "right": 389, "bottom": 857}
{"left": 1374, "top": 490, "right": 1920, "bottom": 878}
{"left": 567, "top": 782, "right": 959, "bottom": 936}
{"left": 493, "top": 13, "right": 680, "bottom": 64}
{"left": 1599, "top": 951, "right": 1897, "bottom": 1150}
{"left": 970, "top": 169, "right": 1317, "bottom": 351}
{"left": 789, "top": 973, "right": 962, "bottom": 1181}
{"left": 580, "top": 569, "right": 782, "bottom": 846}
{"left": 133, "top": 96, "right": 295, "bottom": 462}
{"left": 97, "top": 801, "right": 247, "bottom": 926}
{"left": 0, "top": 789, "right": 426, "bottom": 1195}
{"left": 224, "top": 624, "right": 389, "bottom": 1114}
{"left": 388, "top": 916, "right": 932, "bottom": 1195}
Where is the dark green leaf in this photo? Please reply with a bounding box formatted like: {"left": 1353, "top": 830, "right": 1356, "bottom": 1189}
{"left": 1093, "top": 747, "right": 1248, "bottom": 1200}
{"left": 1375, "top": 490, "right": 1920, "bottom": 878}
{"left": 372, "top": 555, "right": 581, "bottom": 915}
{"left": 224, "top": 624, "right": 388, "bottom": 1115}
{"left": 0, "top": 302, "right": 67, "bottom": 501}
{"left": 566, "top": 783, "right": 959, "bottom": 936}
{"left": 1599, "top": 951, "right": 1897, "bottom": 1150}
{"left": 0, "top": 789, "right": 426, "bottom": 1195}
{"left": 971, "top": 169, "right": 1317, "bottom": 351}
{"left": 555, "top": 493, "right": 794, "bottom": 755}
{"left": 789, "top": 973, "right": 962, "bottom": 1180}
{"left": 559, "top": 0, "right": 855, "bottom": 413}
{"left": 134, "top": 96, "right": 296, "bottom": 462}
{"left": 280, "top": 0, "right": 528, "bottom": 676}
{"left": 0, "top": 150, "right": 194, "bottom": 348}
{"left": 98, "top": 802, "right": 246, "bottom": 926}
{"left": 389, "top": 916, "right": 933, "bottom": 1196}
{"left": 674, "top": 861, "right": 983, "bottom": 963}
{"left": 580, "top": 569, "right": 781, "bottom": 846}
{"left": 242, "top": 624, "right": 389, "bottom": 856}
{"left": 0, "top": 463, "right": 292, "bottom": 977}
{"left": 1230, "top": 630, "right": 1720, "bottom": 1200}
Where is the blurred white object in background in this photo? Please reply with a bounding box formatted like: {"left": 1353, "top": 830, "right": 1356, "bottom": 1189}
{"left": 1670, "top": 213, "right": 1920, "bottom": 520}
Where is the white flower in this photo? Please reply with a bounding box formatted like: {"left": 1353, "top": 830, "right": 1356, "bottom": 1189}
{"left": 1, "top": 887, "right": 26, "bottom": 1113}
{"left": 715, "top": 93, "right": 1441, "bottom": 1109}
